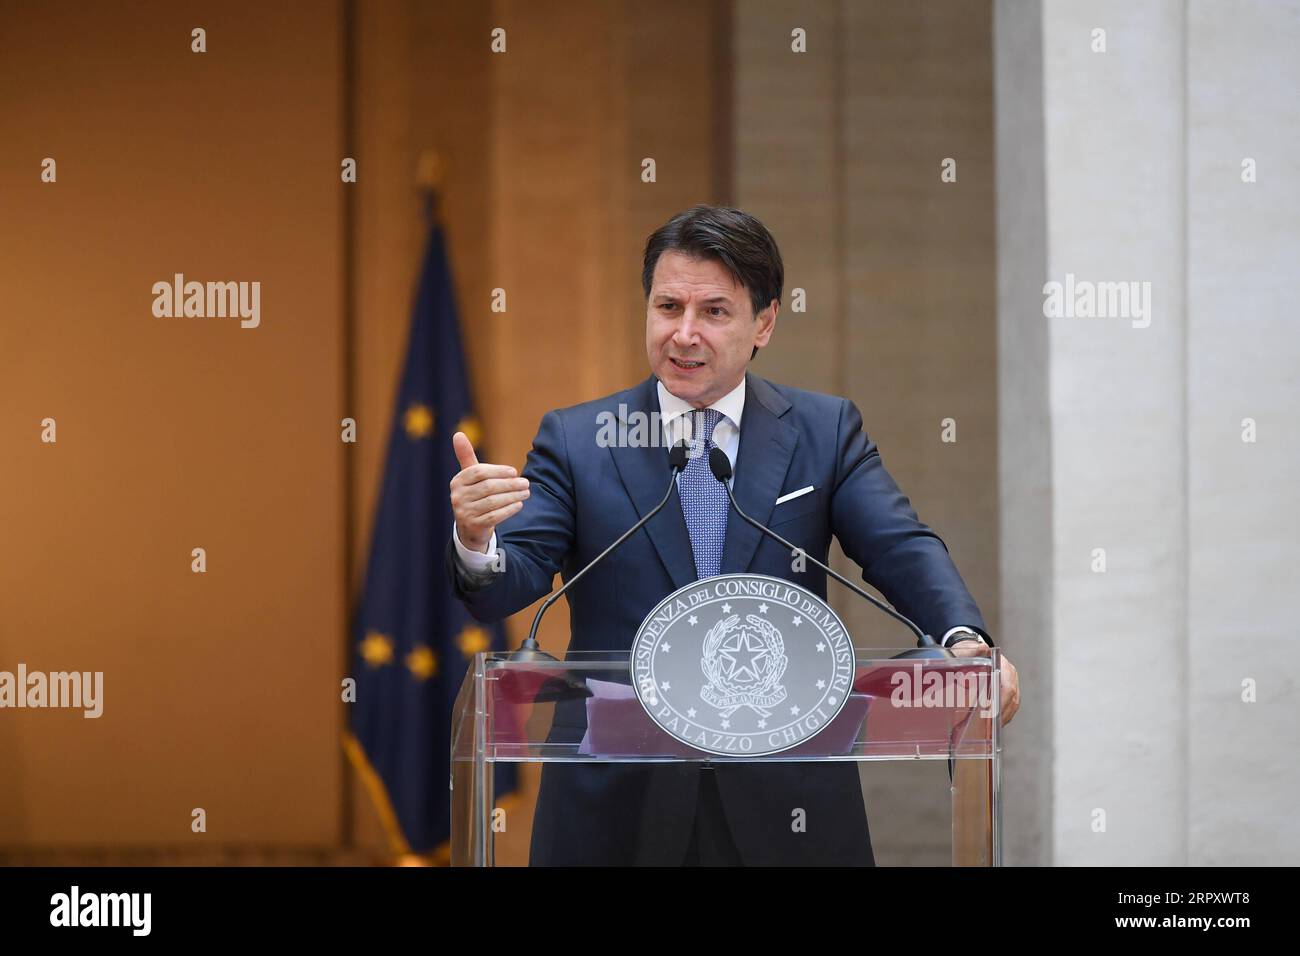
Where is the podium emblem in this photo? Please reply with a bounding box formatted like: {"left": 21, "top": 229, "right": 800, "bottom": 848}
{"left": 631, "top": 573, "right": 855, "bottom": 756}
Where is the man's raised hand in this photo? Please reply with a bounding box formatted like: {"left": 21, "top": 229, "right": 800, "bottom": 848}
{"left": 449, "top": 431, "right": 529, "bottom": 553}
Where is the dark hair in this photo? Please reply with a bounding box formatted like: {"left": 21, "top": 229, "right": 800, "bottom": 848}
{"left": 642, "top": 205, "right": 784, "bottom": 358}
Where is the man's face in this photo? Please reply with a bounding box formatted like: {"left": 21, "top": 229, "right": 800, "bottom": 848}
{"left": 645, "top": 250, "right": 777, "bottom": 408}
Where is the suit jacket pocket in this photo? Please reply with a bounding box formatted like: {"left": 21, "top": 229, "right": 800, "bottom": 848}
{"left": 769, "top": 487, "right": 821, "bottom": 527}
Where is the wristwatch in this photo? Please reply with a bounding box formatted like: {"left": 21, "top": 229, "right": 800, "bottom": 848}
{"left": 941, "top": 626, "right": 991, "bottom": 649}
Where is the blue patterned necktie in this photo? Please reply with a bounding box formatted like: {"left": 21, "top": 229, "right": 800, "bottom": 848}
{"left": 678, "top": 408, "right": 729, "bottom": 580}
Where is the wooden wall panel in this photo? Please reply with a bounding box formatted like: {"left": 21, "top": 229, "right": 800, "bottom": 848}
{"left": 0, "top": 0, "right": 344, "bottom": 847}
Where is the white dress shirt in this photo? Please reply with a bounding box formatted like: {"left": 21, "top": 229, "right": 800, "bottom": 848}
{"left": 452, "top": 377, "right": 746, "bottom": 572}
{"left": 655, "top": 377, "right": 745, "bottom": 491}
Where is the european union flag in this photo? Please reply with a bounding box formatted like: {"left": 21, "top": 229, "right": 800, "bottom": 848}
{"left": 346, "top": 201, "right": 516, "bottom": 858}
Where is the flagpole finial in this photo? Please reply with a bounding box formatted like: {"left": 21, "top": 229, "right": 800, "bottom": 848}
{"left": 415, "top": 149, "right": 445, "bottom": 192}
{"left": 416, "top": 149, "right": 446, "bottom": 225}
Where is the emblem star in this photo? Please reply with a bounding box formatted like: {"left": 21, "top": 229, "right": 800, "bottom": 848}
{"left": 758, "top": 602, "right": 769, "bottom": 614}
{"left": 721, "top": 719, "right": 730, "bottom": 729}
{"left": 790, "top": 705, "right": 801, "bottom": 716}
{"left": 816, "top": 641, "right": 826, "bottom": 652}
{"left": 758, "top": 719, "right": 767, "bottom": 729}
{"left": 660, "top": 643, "right": 671, "bottom": 654}
{"left": 688, "top": 615, "right": 698, "bottom": 626}
{"left": 816, "top": 679, "right": 826, "bottom": 690}
{"left": 720, "top": 632, "right": 769, "bottom": 682}
{"left": 660, "top": 681, "right": 671, "bottom": 691}
{"left": 687, "top": 708, "right": 697, "bottom": 718}
{"left": 792, "top": 615, "right": 803, "bottom": 626}
{"left": 721, "top": 603, "right": 732, "bottom": 613}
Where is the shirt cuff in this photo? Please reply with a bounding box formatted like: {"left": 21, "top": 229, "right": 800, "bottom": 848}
{"left": 452, "top": 524, "right": 500, "bottom": 574}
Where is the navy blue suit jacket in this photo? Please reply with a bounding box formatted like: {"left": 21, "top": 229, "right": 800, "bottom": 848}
{"left": 448, "top": 372, "right": 986, "bottom": 865}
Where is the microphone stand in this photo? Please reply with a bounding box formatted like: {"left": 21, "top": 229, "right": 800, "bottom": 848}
{"left": 707, "top": 447, "right": 951, "bottom": 661}
{"left": 509, "top": 441, "right": 690, "bottom": 664}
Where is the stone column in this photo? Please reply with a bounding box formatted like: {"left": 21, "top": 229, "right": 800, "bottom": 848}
{"left": 995, "top": 0, "right": 1300, "bottom": 864}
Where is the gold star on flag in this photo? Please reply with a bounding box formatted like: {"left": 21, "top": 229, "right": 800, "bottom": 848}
{"left": 404, "top": 403, "right": 435, "bottom": 439}
{"left": 359, "top": 630, "right": 395, "bottom": 667}
{"left": 455, "top": 415, "right": 483, "bottom": 448}
{"left": 458, "top": 624, "right": 491, "bottom": 658}
{"left": 405, "top": 646, "right": 438, "bottom": 681}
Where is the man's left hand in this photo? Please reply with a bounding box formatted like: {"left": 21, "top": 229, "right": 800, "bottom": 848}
{"left": 949, "top": 641, "right": 1020, "bottom": 726}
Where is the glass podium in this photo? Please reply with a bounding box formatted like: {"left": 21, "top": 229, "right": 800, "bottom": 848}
{"left": 451, "top": 647, "right": 1002, "bottom": 866}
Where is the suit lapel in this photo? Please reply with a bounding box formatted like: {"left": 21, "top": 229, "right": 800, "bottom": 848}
{"left": 720, "top": 374, "right": 798, "bottom": 574}
{"left": 608, "top": 376, "right": 698, "bottom": 590}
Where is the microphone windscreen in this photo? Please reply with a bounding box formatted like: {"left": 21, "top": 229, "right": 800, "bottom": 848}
{"left": 708, "top": 446, "right": 732, "bottom": 482}
{"left": 669, "top": 440, "right": 688, "bottom": 471}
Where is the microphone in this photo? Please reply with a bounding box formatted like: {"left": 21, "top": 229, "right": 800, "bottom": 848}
{"left": 510, "top": 440, "right": 691, "bottom": 663}
{"left": 707, "top": 446, "right": 950, "bottom": 660}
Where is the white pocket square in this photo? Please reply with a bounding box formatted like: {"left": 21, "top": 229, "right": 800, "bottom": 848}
{"left": 774, "top": 485, "right": 814, "bottom": 506}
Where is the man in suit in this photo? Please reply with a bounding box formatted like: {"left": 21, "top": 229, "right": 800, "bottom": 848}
{"left": 447, "top": 205, "right": 1020, "bottom": 866}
